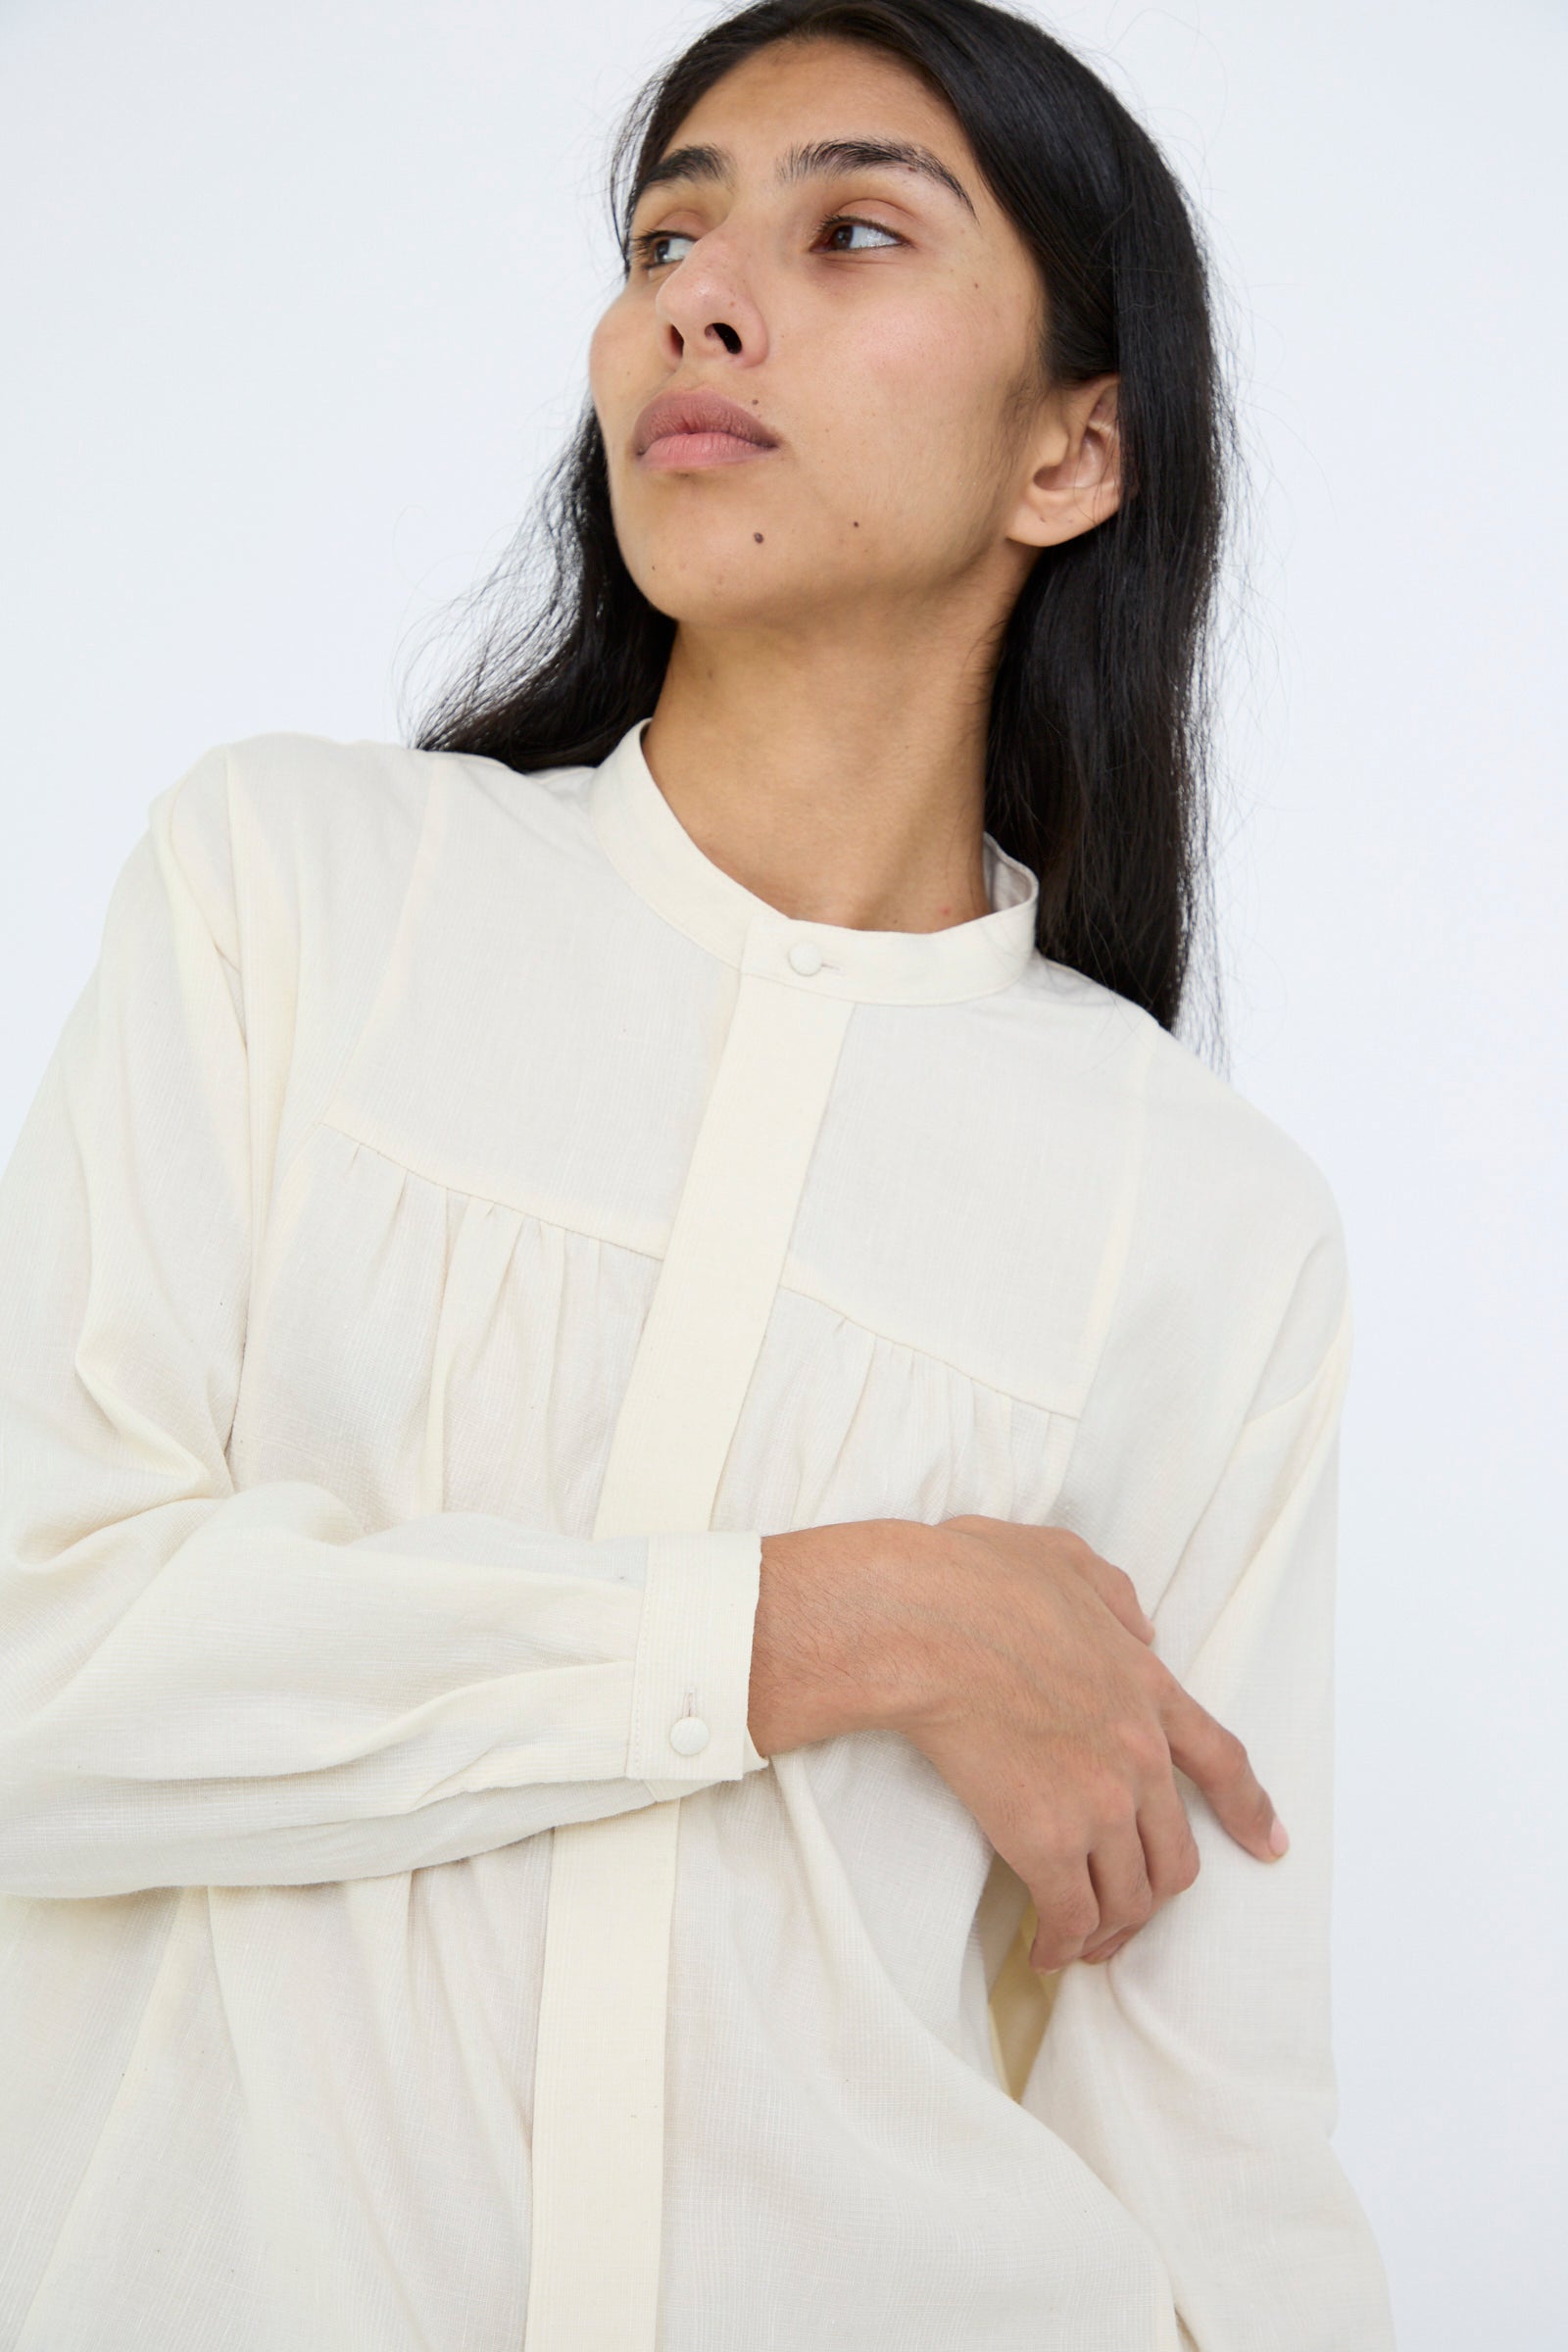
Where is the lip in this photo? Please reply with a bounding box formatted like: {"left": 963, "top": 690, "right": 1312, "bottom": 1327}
{"left": 634, "top": 386, "right": 780, "bottom": 467}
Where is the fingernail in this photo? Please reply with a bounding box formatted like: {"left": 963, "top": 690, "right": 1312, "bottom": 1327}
{"left": 1267, "top": 1817, "right": 1290, "bottom": 1856}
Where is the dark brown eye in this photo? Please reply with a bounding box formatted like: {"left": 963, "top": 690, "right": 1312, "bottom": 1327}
{"left": 819, "top": 217, "right": 904, "bottom": 253}
{"left": 629, "top": 229, "right": 695, "bottom": 271}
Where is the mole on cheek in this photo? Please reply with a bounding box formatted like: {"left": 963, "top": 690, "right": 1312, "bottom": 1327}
{"left": 754, "top": 532, "right": 763, "bottom": 543}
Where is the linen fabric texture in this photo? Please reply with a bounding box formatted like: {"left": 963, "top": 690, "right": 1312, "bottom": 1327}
{"left": 0, "top": 719, "right": 1396, "bottom": 2349}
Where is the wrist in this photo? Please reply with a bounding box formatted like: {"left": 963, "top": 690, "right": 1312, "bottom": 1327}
{"left": 853, "top": 1516, "right": 954, "bottom": 1739}
{"left": 747, "top": 1517, "right": 935, "bottom": 1756}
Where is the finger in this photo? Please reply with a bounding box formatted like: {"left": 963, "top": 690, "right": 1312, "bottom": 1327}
{"left": 1162, "top": 1684, "right": 1286, "bottom": 1861}
{"left": 1027, "top": 1852, "right": 1102, "bottom": 1973}
{"left": 1081, "top": 1785, "right": 1200, "bottom": 1962}
{"left": 1082, "top": 1819, "right": 1153, "bottom": 1953}
{"left": 1133, "top": 1771, "right": 1202, "bottom": 1906}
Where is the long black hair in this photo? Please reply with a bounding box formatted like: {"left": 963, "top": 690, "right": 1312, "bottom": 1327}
{"left": 406, "top": 0, "right": 1242, "bottom": 1046}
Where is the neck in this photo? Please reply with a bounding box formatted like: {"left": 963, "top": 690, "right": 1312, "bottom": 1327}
{"left": 639, "top": 621, "right": 999, "bottom": 938}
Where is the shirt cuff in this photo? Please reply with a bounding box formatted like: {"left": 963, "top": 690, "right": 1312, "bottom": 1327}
{"left": 625, "top": 1530, "right": 769, "bottom": 1791}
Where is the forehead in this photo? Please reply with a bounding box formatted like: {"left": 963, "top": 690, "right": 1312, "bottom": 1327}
{"left": 638, "top": 37, "right": 983, "bottom": 216}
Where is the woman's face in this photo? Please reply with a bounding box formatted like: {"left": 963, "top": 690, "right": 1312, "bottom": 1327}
{"left": 589, "top": 36, "right": 1095, "bottom": 639}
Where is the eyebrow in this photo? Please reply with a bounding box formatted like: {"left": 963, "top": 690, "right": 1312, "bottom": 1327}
{"left": 629, "top": 136, "right": 978, "bottom": 224}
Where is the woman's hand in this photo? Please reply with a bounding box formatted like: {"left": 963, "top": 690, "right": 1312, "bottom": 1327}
{"left": 747, "top": 1514, "right": 1289, "bottom": 1972}
{"left": 906, "top": 1513, "right": 1291, "bottom": 1970}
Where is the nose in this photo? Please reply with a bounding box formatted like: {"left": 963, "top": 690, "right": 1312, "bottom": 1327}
{"left": 654, "top": 233, "right": 764, "bottom": 365}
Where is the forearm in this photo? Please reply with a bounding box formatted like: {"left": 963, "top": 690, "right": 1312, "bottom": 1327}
{"left": 0, "top": 1489, "right": 769, "bottom": 1896}
{"left": 746, "top": 1517, "right": 940, "bottom": 1756}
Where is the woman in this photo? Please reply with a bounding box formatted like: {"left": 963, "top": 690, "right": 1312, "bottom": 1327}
{"left": 0, "top": 2, "right": 1397, "bottom": 2346}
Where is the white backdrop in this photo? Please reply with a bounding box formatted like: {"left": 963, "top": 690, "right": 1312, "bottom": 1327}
{"left": 2, "top": 3, "right": 1562, "bottom": 2342}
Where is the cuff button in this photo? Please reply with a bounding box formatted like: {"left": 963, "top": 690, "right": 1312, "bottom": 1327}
{"left": 668, "top": 1714, "right": 710, "bottom": 1756}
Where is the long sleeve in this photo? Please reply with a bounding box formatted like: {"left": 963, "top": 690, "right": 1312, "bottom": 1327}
{"left": 1018, "top": 1274, "right": 1397, "bottom": 2350}
{"left": 0, "top": 753, "right": 768, "bottom": 1900}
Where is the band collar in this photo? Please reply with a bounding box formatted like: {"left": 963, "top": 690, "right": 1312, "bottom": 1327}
{"left": 587, "top": 717, "right": 1040, "bottom": 1007}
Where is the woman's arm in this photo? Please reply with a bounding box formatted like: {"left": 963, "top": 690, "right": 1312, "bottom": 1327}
{"left": 0, "top": 751, "right": 771, "bottom": 1898}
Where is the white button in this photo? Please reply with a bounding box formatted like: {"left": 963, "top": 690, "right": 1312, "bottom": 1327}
{"left": 668, "top": 1714, "right": 710, "bottom": 1756}
{"left": 787, "top": 939, "right": 823, "bottom": 976}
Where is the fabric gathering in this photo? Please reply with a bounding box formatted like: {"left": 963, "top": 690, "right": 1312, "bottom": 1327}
{"left": 0, "top": 718, "right": 1398, "bottom": 2349}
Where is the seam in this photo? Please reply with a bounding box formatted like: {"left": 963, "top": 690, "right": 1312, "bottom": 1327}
{"left": 307, "top": 1111, "right": 1084, "bottom": 1421}
{"left": 270, "top": 753, "right": 444, "bottom": 1209}
{"left": 1006, "top": 1008, "right": 1157, "bottom": 1510}
{"left": 1236, "top": 1293, "right": 1354, "bottom": 1433}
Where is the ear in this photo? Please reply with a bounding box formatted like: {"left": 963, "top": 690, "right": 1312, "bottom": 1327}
{"left": 1006, "top": 375, "right": 1121, "bottom": 550}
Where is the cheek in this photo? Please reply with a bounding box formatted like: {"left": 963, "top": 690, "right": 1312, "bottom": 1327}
{"left": 586, "top": 321, "right": 612, "bottom": 406}
{"left": 831, "top": 306, "right": 1000, "bottom": 489}
{"left": 587, "top": 304, "right": 638, "bottom": 419}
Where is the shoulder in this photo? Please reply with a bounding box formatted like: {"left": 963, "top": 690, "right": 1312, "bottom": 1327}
{"left": 1143, "top": 1015, "right": 1348, "bottom": 1406}
{"left": 1139, "top": 1011, "right": 1344, "bottom": 1263}
{"left": 156, "top": 730, "right": 592, "bottom": 944}
{"left": 1011, "top": 959, "right": 1348, "bottom": 1411}
{"left": 1009, "top": 956, "right": 1340, "bottom": 1240}
{"left": 160, "top": 728, "right": 483, "bottom": 869}
{"left": 153, "top": 731, "right": 426, "bottom": 910}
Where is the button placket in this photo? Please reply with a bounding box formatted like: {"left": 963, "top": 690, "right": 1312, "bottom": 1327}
{"left": 524, "top": 939, "right": 857, "bottom": 2352}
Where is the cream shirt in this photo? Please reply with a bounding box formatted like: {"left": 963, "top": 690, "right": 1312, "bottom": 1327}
{"left": 0, "top": 718, "right": 1396, "bottom": 2350}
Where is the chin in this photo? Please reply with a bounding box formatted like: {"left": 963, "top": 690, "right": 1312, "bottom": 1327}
{"left": 627, "top": 549, "right": 815, "bottom": 629}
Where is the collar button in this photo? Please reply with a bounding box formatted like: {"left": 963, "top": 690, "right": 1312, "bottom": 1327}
{"left": 787, "top": 938, "right": 824, "bottom": 976}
